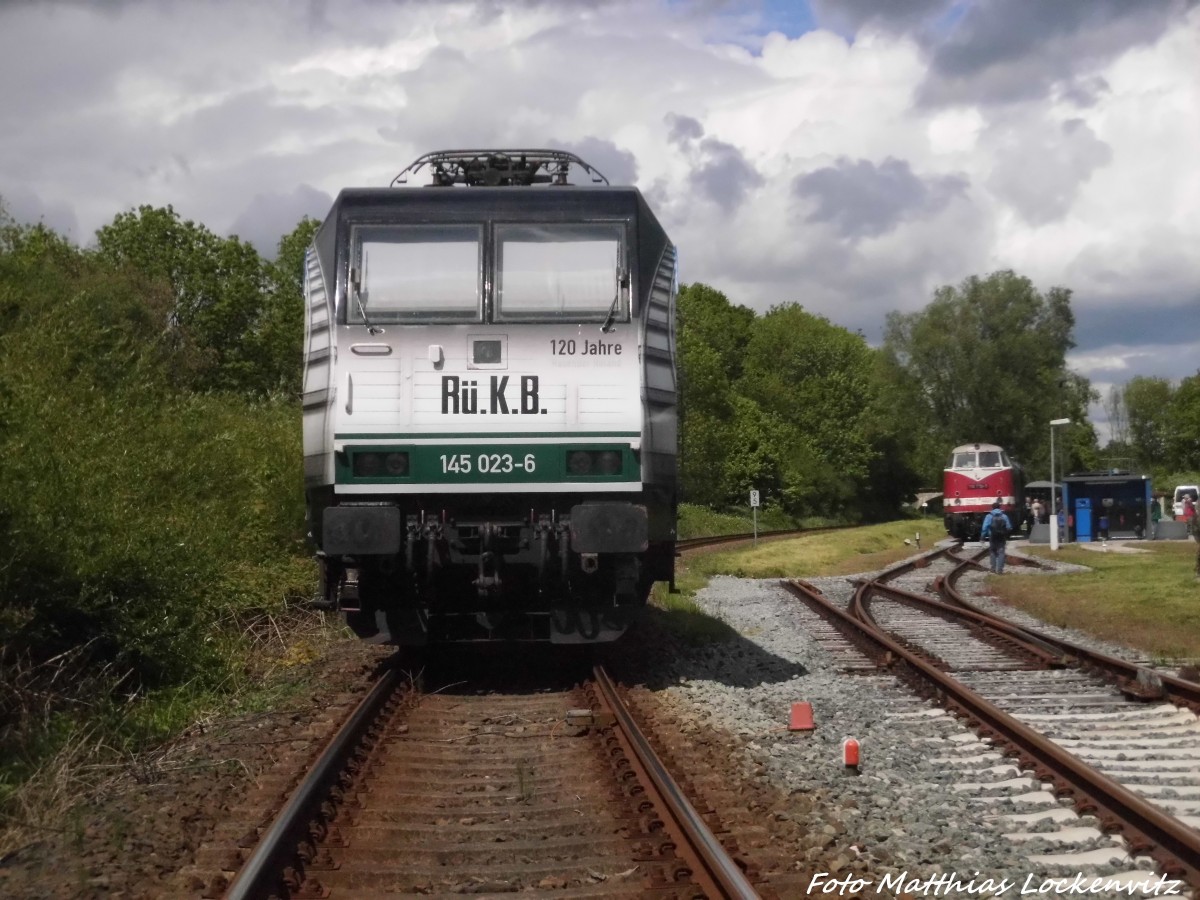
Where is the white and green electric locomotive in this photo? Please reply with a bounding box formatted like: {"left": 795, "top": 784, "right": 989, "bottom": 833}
{"left": 302, "top": 150, "right": 678, "bottom": 643}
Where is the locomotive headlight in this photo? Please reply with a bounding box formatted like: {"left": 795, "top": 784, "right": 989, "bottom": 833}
{"left": 353, "top": 452, "right": 383, "bottom": 477}
{"left": 567, "top": 451, "right": 593, "bottom": 475}
{"left": 596, "top": 451, "right": 622, "bottom": 475}
{"left": 384, "top": 452, "right": 409, "bottom": 475}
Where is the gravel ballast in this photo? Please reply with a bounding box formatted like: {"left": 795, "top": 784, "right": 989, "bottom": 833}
{"left": 643, "top": 546, "right": 1192, "bottom": 898}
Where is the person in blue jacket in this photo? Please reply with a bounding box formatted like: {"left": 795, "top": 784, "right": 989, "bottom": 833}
{"left": 981, "top": 501, "right": 1013, "bottom": 574}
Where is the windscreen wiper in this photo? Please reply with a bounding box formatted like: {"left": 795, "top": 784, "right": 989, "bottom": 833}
{"left": 600, "top": 269, "right": 628, "bottom": 333}
{"left": 601, "top": 292, "right": 620, "bottom": 333}
{"left": 350, "top": 266, "right": 383, "bottom": 335}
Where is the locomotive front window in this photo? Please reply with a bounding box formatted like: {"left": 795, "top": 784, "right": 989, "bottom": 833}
{"left": 978, "top": 450, "right": 1001, "bottom": 468}
{"left": 350, "top": 224, "right": 481, "bottom": 323}
{"left": 952, "top": 452, "right": 975, "bottom": 468}
{"left": 495, "top": 223, "right": 625, "bottom": 323}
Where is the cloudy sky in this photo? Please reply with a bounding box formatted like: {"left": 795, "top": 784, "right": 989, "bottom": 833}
{"left": 2, "top": 0, "right": 1197, "bottom": 435}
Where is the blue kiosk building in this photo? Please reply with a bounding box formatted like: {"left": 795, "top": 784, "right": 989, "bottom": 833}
{"left": 1061, "top": 472, "right": 1153, "bottom": 541}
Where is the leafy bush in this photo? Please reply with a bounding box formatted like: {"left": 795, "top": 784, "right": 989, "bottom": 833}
{"left": 677, "top": 502, "right": 800, "bottom": 538}
{"left": 0, "top": 220, "right": 313, "bottom": 789}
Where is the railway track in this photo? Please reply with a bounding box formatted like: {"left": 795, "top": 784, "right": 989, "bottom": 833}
{"left": 213, "top": 526, "right": 839, "bottom": 898}
{"left": 676, "top": 527, "right": 833, "bottom": 553}
{"left": 217, "top": 530, "right": 1200, "bottom": 896}
{"left": 221, "top": 663, "right": 760, "bottom": 899}
{"left": 781, "top": 544, "right": 1200, "bottom": 891}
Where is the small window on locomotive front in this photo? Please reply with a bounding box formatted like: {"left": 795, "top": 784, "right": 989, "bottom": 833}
{"left": 953, "top": 452, "right": 975, "bottom": 468}
{"left": 494, "top": 223, "right": 624, "bottom": 323}
{"left": 978, "top": 450, "right": 1001, "bottom": 468}
{"left": 350, "top": 224, "right": 482, "bottom": 323}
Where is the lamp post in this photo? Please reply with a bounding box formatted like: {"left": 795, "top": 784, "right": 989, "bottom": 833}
{"left": 1049, "top": 418, "right": 1071, "bottom": 551}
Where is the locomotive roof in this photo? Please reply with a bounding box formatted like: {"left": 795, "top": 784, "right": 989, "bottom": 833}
{"left": 319, "top": 148, "right": 662, "bottom": 228}
{"left": 323, "top": 182, "right": 656, "bottom": 225}
{"left": 949, "top": 442, "right": 1005, "bottom": 453}
{"left": 314, "top": 186, "right": 670, "bottom": 277}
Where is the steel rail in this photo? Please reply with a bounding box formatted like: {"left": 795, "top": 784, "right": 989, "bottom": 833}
{"left": 677, "top": 525, "right": 845, "bottom": 552}
{"left": 782, "top": 578, "right": 898, "bottom": 667}
{"left": 592, "top": 665, "right": 760, "bottom": 899}
{"left": 940, "top": 555, "right": 1200, "bottom": 713}
{"left": 846, "top": 577, "right": 1200, "bottom": 887}
{"left": 864, "top": 580, "right": 1067, "bottom": 668}
{"left": 677, "top": 528, "right": 806, "bottom": 551}
{"left": 222, "top": 668, "right": 400, "bottom": 900}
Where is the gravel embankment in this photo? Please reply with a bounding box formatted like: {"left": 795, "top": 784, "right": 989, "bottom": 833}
{"left": 636, "top": 546, "right": 1192, "bottom": 898}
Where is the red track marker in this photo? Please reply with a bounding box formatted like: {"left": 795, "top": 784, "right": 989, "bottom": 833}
{"left": 843, "top": 737, "right": 861, "bottom": 773}
{"left": 788, "top": 702, "right": 814, "bottom": 731}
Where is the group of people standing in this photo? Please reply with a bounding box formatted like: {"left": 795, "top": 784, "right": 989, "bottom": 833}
{"left": 1030, "top": 497, "right": 1046, "bottom": 525}
{"left": 980, "top": 495, "right": 1200, "bottom": 580}
{"left": 1150, "top": 492, "right": 1196, "bottom": 534}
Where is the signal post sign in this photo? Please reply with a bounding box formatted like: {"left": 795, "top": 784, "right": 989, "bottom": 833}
{"left": 750, "top": 489, "right": 759, "bottom": 544}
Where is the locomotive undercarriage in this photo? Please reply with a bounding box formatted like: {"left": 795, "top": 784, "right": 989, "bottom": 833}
{"left": 945, "top": 512, "right": 986, "bottom": 541}
{"left": 315, "top": 498, "right": 668, "bottom": 644}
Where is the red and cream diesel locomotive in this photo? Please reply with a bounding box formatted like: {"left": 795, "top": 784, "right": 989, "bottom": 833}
{"left": 942, "top": 442, "right": 1025, "bottom": 541}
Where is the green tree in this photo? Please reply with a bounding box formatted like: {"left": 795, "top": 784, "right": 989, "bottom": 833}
{"left": 1102, "top": 384, "right": 1128, "bottom": 447}
{"left": 675, "top": 283, "right": 922, "bottom": 518}
{"left": 861, "top": 352, "right": 928, "bottom": 511}
{"left": 272, "top": 216, "right": 321, "bottom": 297}
{"left": 719, "top": 394, "right": 790, "bottom": 502}
{"left": 676, "top": 283, "right": 755, "bottom": 382}
{"left": 676, "top": 284, "right": 755, "bottom": 506}
{"left": 94, "top": 205, "right": 280, "bottom": 394}
{"left": 677, "top": 343, "right": 735, "bottom": 505}
{"left": 739, "top": 303, "right": 884, "bottom": 516}
{"left": 1167, "top": 371, "right": 1200, "bottom": 472}
{"left": 882, "top": 270, "right": 1096, "bottom": 483}
{"left": 1122, "top": 376, "right": 1173, "bottom": 469}
{"left": 0, "top": 209, "right": 81, "bottom": 337}
{"left": 259, "top": 216, "right": 322, "bottom": 397}
{"left": 0, "top": 211, "right": 311, "bottom": 704}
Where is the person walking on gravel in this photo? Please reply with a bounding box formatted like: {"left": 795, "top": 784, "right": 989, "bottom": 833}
{"left": 981, "top": 501, "right": 1013, "bottom": 575}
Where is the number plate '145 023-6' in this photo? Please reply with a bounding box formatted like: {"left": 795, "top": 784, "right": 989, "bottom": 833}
{"left": 338, "top": 445, "right": 637, "bottom": 485}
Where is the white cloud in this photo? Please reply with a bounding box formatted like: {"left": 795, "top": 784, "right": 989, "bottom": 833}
{"left": 927, "top": 107, "right": 985, "bottom": 155}
{"left": 0, "top": 0, "right": 1195, "bottom": 390}
{"left": 1069, "top": 341, "right": 1200, "bottom": 383}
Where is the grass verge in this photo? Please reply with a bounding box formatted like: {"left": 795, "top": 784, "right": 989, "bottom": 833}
{"left": 1001, "top": 542, "right": 1200, "bottom": 660}
{"left": 0, "top": 604, "right": 346, "bottom": 856}
{"left": 652, "top": 520, "right": 934, "bottom": 643}
{"left": 654, "top": 524, "right": 1200, "bottom": 664}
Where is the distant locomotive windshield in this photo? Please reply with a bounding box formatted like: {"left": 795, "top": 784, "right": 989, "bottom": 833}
{"left": 496, "top": 223, "right": 625, "bottom": 322}
{"left": 949, "top": 449, "right": 1010, "bottom": 468}
{"left": 352, "top": 224, "right": 482, "bottom": 322}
